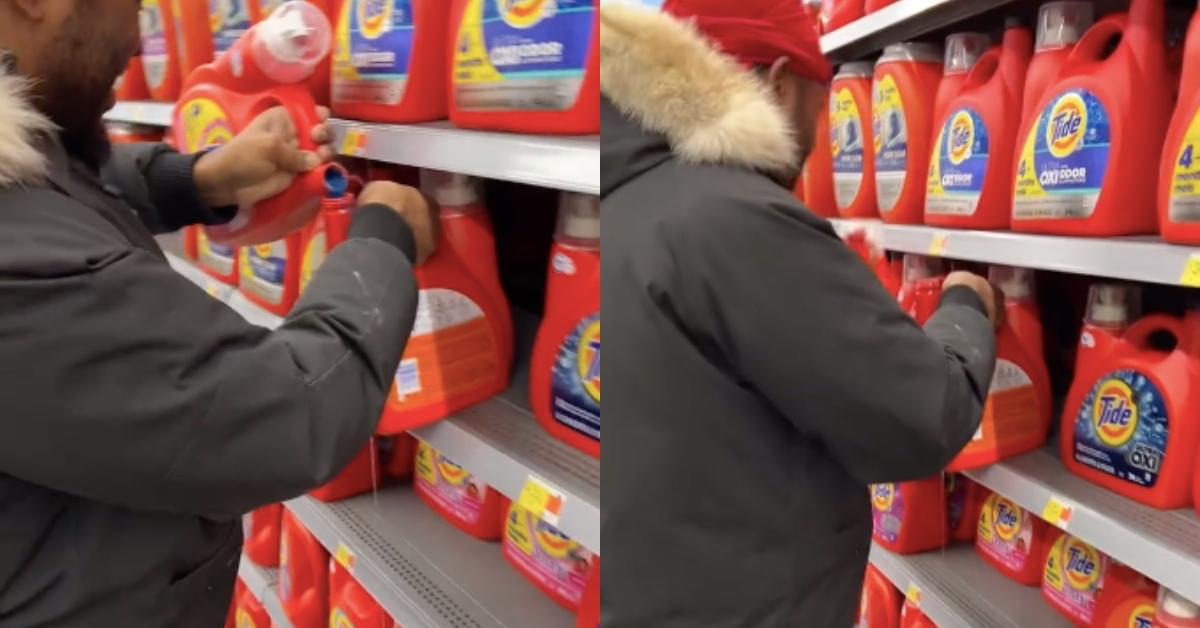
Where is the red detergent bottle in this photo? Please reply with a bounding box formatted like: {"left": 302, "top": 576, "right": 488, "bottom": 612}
{"left": 899, "top": 600, "right": 936, "bottom": 628}
{"left": 309, "top": 440, "right": 379, "bottom": 502}
{"left": 933, "top": 33, "right": 990, "bottom": 131}
{"left": 873, "top": 43, "right": 942, "bottom": 224}
{"left": 114, "top": 57, "right": 151, "bottom": 101}
{"left": 173, "top": 1, "right": 348, "bottom": 247}
{"left": 329, "top": 558, "right": 397, "bottom": 628}
{"left": 1075, "top": 284, "right": 1140, "bottom": 379}
{"left": 1044, "top": 533, "right": 1110, "bottom": 626}
{"left": 830, "top": 62, "right": 878, "bottom": 218}
{"left": 1012, "top": 0, "right": 1170, "bottom": 236}
{"left": 803, "top": 98, "right": 839, "bottom": 218}
{"left": 377, "top": 433, "right": 414, "bottom": 481}
{"left": 502, "top": 501, "right": 596, "bottom": 612}
{"left": 243, "top": 503, "right": 283, "bottom": 567}
{"left": 105, "top": 124, "right": 164, "bottom": 144}
{"left": 896, "top": 254, "right": 946, "bottom": 325}
{"left": 1157, "top": 589, "right": 1200, "bottom": 628}
{"left": 174, "top": 0, "right": 217, "bottom": 76}
{"left": 235, "top": 578, "right": 273, "bottom": 627}
{"left": 1159, "top": 1, "right": 1200, "bottom": 244}
{"left": 413, "top": 441, "right": 504, "bottom": 540}
{"left": 448, "top": 0, "right": 599, "bottom": 135}
{"left": 332, "top": 0, "right": 452, "bottom": 123}
{"left": 531, "top": 193, "right": 601, "bottom": 458}
{"left": 820, "top": 0, "right": 863, "bottom": 33}
{"left": 946, "top": 474, "right": 987, "bottom": 543}
{"left": 947, "top": 266, "right": 1051, "bottom": 471}
{"left": 140, "top": 0, "right": 183, "bottom": 101}
{"left": 300, "top": 175, "right": 360, "bottom": 293}
{"left": 1094, "top": 563, "right": 1158, "bottom": 628}
{"left": 1061, "top": 310, "right": 1200, "bottom": 510}
{"left": 975, "top": 492, "right": 1054, "bottom": 586}
{"left": 255, "top": 0, "right": 334, "bottom": 104}
{"left": 863, "top": 0, "right": 894, "bottom": 14}
{"left": 859, "top": 563, "right": 902, "bottom": 628}
{"left": 926, "top": 24, "right": 1031, "bottom": 230}
{"left": 1019, "top": 2, "right": 1093, "bottom": 144}
{"left": 577, "top": 558, "right": 599, "bottom": 628}
{"left": 280, "top": 508, "right": 329, "bottom": 628}
{"left": 375, "top": 178, "right": 512, "bottom": 435}
{"left": 871, "top": 476, "right": 947, "bottom": 555}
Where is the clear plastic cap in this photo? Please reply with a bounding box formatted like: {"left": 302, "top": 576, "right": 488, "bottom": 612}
{"left": 1159, "top": 589, "right": 1200, "bottom": 619}
{"left": 902, "top": 254, "right": 946, "bottom": 283}
{"left": 419, "top": 169, "right": 480, "bottom": 209}
{"left": 1036, "top": 2, "right": 1094, "bottom": 51}
{"left": 835, "top": 61, "right": 874, "bottom": 79}
{"left": 1085, "top": 283, "right": 1140, "bottom": 328}
{"left": 557, "top": 193, "right": 600, "bottom": 247}
{"left": 988, "top": 265, "right": 1035, "bottom": 301}
{"left": 944, "top": 32, "right": 990, "bottom": 74}
{"left": 877, "top": 42, "right": 943, "bottom": 65}
{"left": 251, "top": 0, "right": 332, "bottom": 84}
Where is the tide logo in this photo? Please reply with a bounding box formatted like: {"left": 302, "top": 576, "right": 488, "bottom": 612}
{"left": 1091, "top": 378, "right": 1138, "bottom": 447}
{"left": 436, "top": 456, "right": 471, "bottom": 486}
{"left": 992, "top": 498, "right": 1022, "bottom": 542}
{"left": 1129, "top": 604, "right": 1155, "bottom": 628}
{"left": 578, "top": 321, "right": 600, "bottom": 403}
{"left": 871, "top": 484, "right": 896, "bottom": 512}
{"left": 252, "top": 244, "right": 274, "bottom": 259}
{"left": 946, "top": 111, "right": 974, "bottom": 166}
{"left": 209, "top": 0, "right": 242, "bottom": 33}
{"left": 1046, "top": 92, "right": 1088, "bottom": 159}
{"left": 498, "top": 0, "right": 550, "bottom": 29}
{"left": 534, "top": 520, "right": 578, "bottom": 560}
{"left": 330, "top": 609, "right": 353, "bottom": 628}
{"left": 357, "top": 0, "right": 392, "bottom": 40}
{"left": 1063, "top": 537, "right": 1102, "bottom": 591}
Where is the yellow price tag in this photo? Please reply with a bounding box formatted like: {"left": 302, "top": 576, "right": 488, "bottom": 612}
{"left": 1180, "top": 254, "right": 1200, "bottom": 287}
{"left": 517, "top": 476, "right": 565, "bottom": 526}
{"left": 203, "top": 281, "right": 222, "bottom": 299}
{"left": 339, "top": 128, "right": 368, "bottom": 156}
{"left": 334, "top": 542, "right": 356, "bottom": 571}
{"left": 905, "top": 583, "right": 922, "bottom": 606}
{"left": 1041, "top": 496, "right": 1074, "bottom": 530}
{"left": 928, "top": 232, "right": 949, "bottom": 256}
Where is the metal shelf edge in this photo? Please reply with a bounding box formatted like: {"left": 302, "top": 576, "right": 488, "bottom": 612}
{"left": 103, "top": 101, "right": 174, "bottom": 127}
{"left": 820, "top": 0, "right": 1015, "bottom": 58}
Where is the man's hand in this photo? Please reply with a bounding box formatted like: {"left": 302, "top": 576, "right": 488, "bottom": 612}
{"left": 193, "top": 106, "right": 335, "bottom": 209}
{"left": 358, "top": 181, "right": 440, "bottom": 265}
{"left": 943, "top": 271, "right": 1004, "bottom": 328}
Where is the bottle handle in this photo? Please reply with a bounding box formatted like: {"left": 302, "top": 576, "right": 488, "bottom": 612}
{"left": 1121, "top": 314, "right": 1185, "bottom": 353}
{"left": 962, "top": 47, "right": 1001, "bottom": 88}
{"left": 1063, "top": 14, "right": 1127, "bottom": 71}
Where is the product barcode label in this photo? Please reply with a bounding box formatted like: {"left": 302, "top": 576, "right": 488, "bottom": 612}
{"left": 394, "top": 359, "right": 421, "bottom": 398}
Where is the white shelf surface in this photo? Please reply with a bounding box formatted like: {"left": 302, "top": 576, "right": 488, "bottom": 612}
{"left": 237, "top": 555, "right": 293, "bottom": 628}
{"left": 328, "top": 119, "right": 599, "bottom": 195}
{"left": 820, "top": 0, "right": 1015, "bottom": 59}
{"left": 829, "top": 218, "right": 1200, "bottom": 287}
{"left": 103, "top": 101, "right": 174, "bottom": 127}
{"left": 286, "top": 490, "right": 572, "bottom": 628}
{"left": 965, "top": 449, "right": 1200, "bottom": 605}
{"left": 869, "top": 543, "right": 1070, "bottom": 628}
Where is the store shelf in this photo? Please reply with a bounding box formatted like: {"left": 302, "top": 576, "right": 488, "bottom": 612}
{"left": 328, "top": 120, "right": 599, "bottom": 195}
{"left": 103, "top": 100, "right": 174, "bottom": 127}
{"left": 829, "top": 218, "right": 1200, "bottom": 287}
{"left": 820, "top": 0, "right": 1014, "bottom": 59}
{"left": 285, "top": 490, "right": 572, "bottom": 628}
{"left": 965, "top": 448, "right": 1200, "bottom": 605}
{"left": 237, "top": 555, "right": 293, "bottom": 628}
{"left": 868, "top": 543, "right": 1070, "bottom": 628}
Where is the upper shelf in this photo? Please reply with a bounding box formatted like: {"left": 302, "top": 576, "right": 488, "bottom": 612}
{"left": 829, "top": 218, "right": 1200, "bottom": 287}
{"left": 820, "top": 0, "right": 1015, "bottom": 60}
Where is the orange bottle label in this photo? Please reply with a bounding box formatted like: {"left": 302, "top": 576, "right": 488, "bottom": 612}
{"left": 961, "top": 358, "right": 1040, "bottom": 457}
{"left": 1013, "top": 89, "right": 1112, "bottom": 220}
{"left": 1069, "top": 370, "right": 1167, "bottom": 488}
{"left": 1168, "top": 107, "right": 1200, "bottom": 223}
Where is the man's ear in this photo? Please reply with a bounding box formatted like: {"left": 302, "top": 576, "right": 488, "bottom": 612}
{"left": 766, "top": 56, "right": 791, "bottom": 99}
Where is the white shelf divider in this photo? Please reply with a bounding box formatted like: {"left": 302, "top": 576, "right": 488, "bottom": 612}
{"left": 103, "top": 101, "right": 174, "bottom": 127}
{"left": 237, "top": 555, "right": 293, "bottom": 628}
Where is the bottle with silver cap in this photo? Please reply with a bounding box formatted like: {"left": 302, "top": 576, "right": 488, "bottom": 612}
{"left": 871, "top": 42, "right": 941, "bottom": 223}
{"left": 1020, "top": 2, "right": 1093, "bottom": 127}
{"left": 933, "top": 32, "right": 989, "bottom": 127}
{"left": 830, "top": 61, "right": 878, "bottom": 217}
{"left": 1079, "top": 283, "right": 1140, "bottom": 365}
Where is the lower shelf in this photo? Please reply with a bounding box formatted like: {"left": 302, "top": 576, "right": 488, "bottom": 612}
{"left": 868, "top": 543, "right": 1072, "bottom": 628}
{"left": 286, "top": 487, "right": 573, "bottom": 628}
{"left": 237, "top": 555, "right": 293, "bottom": 628}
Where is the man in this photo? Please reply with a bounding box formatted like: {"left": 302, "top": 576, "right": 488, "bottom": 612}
{"left": 601, "top": 1, "right": 1000, "bottom": 626}
{"left": 0, "top": 0, "right": 437, "bottom": 624}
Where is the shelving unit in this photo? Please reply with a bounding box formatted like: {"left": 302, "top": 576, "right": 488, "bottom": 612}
{"left": 868, "top": 544, "right": 1070, "bottom": 628}
{"left": 237, "top": 556, "right": 293, "bottom": 628}
{"left": 820, "top": 0, "right": 1014, "bottom": 59}
{"left": 965, "top": 449, "right": 1200, "bottom": 605}
{"left": 286, "top": 490, "right": 572, "bottom": 628}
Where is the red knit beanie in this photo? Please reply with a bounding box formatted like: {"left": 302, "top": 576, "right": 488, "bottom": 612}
{"left": 662, "top": 0, "right": 832, "bottom": 83}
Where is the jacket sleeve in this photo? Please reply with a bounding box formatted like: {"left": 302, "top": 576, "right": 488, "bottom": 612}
{"left": 101, "top": 143, "right": 237, "bottom": 233}
{"left": 0, "top": 194, "right": 417, "bottom": 518}
{"left": 666, "top": 188, "right": 996, "bottom": 484}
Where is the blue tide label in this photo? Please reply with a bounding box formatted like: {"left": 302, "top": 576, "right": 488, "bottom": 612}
{"left": 333, "top": 0, "right": 416, "bottom": 105}
{"left": 1072, "top": 369, "right": 1168, "bottom": 488}
{"left": 551, "top": 313, "right": 599, "bottom": 440}
{"left": 873, "top": 74, "right": 907, "bottom": 212}
{"left": 830, "top": 87, "right": 866, "bottom": 209}
{"left": 453, "top": 0, "right": 594, "bottom": 111}
{"left": 240, "top": 242, "right": 289, "bottom": 305}
{"left": 1013, "top": 89, "right": 1111, "bottom": 219}
{"left": 926, "top": 108, "right": 989, "bottom": 216}
{"left": 210, "top": 0, "right": 252, "bottom": 54}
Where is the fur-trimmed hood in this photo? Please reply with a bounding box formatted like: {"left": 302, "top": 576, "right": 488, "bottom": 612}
{"left": 0, "top": 62, "right": 55, "bottom": 187}
{"left": 599, "top": 3, "right": 796, "bottom": 176}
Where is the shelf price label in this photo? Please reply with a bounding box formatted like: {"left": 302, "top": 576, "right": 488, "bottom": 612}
{"left": 927, "top": 232, "right": 949, "bottom": 256}
{"left": 518, "top": 475, "right": 566, "bottom": 527}
{"left": 334, "top": 542, "right": 356, "bottom": 572}
{"left": 1180, "top": 254, "right": 1200, "bottom": 287}
{"left": 339, "top": 128, "right": 368, "bottom": 157}
{"left": 905, "top": 583, "right": 923, "bottom": 607}
{"left": 1041, "top": 496, "right": 1074, "bottom": 530}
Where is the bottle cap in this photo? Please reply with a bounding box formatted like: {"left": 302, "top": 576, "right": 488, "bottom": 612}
{"left": 1086, "top": 283, "right": 1138, "bottom": 327}
{"left": 902, "top": 254, "right": 946, "bottom": 283}
{"left": 1160, "top": 589, "right": 1200, "bottom": 619}
{"left": 835, "top": 61, "right": 874, "bottom": 79}
{"left": 1035, "top": 1, "right": 1093, "bottom": 50}
{"left": 877, "top": 42, "right": 943, "bottom": 65}
{"left": 558, "top": 193, "right": 600, "bottom": 244}
{"left": 252, "top": 0, "right": 332, "bottom": 83}
{"left": 944, "top": 32, "right": 990, "bottom": 74}
{"left": 419, "top": 169, "right": 479, "bottom": 208}
{"left": 988, "top": 265, "right": 1034, "bottom": 301}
